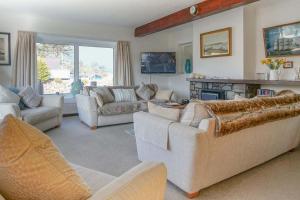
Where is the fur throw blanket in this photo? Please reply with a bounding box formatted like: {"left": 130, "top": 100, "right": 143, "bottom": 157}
{"left": 198, "top": 93, "right": 300, "bottom": 136}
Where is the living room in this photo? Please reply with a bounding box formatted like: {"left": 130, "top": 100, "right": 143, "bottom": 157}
{"left": 0, "top": 0, "right": 300, "bottom": 200}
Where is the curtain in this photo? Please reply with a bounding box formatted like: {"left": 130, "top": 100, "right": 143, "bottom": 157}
{"left": 11, "top": 31, "right": 37, "bottom": 88}
{"left": 117, "top": 41, "right": 133, "bottom": 86}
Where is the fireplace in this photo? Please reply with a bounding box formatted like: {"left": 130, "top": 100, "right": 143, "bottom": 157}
{"left": 201, "top": 89, "right": 225, "bottom": 100}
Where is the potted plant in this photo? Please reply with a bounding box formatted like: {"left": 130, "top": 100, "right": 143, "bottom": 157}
{"left": 261, "top": 58, "right": 286, "bottom": 80}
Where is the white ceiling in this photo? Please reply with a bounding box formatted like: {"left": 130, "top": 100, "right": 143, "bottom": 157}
{"left": 0, "top": 0, "right": 203, "bottom": 27}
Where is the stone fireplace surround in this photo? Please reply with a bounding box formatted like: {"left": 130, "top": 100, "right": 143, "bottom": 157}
{"left": 188, "top": 78, "right": 300, "bottom": 100}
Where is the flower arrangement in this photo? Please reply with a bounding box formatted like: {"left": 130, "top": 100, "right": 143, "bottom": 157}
{"left": 261, "top": 58, "right": 286, "bottom": 70}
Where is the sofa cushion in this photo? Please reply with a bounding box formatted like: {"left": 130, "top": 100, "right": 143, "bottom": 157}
{"left": 155, "top": 89, "right": 173, "bottom": 101}
{"left": 18, "top": 86, "right": 42, "bottom": 108}
{"left": 112, "top": 89, "right": 137, "bottom": 102}
{"left": 71, "top": 164, "right": 115, "bottom": 193}
{"left": 21, "top": 107, "right": 60, "bottom": 125}
{"left": 136, "top": 83, "right": 155, "bottom": 100}
{"left": 8, "top": 87, "right": 27, "bottom": 110}
{"left": 148, "top": 102, "right": 181, "bottom": 121}
{"left": 0, "top": 115, "right": 91, "bottom": 200}
{"left": 92, "top": 87, "right": 114, "bottom": 104}
{"left": 180, "top": 102, "right": 210, "bottom": 127}
{"left": 98, "top": 102, "right": 143, "bottom": 116}
{"left": 0, "top": 85, "right": 20, "bottom": 104}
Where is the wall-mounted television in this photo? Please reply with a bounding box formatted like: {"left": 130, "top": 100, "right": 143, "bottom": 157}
{"left": 141, "top": 52, "right": 176, "bottom": 74}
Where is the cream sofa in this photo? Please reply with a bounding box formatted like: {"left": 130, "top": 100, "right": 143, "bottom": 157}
{"left": 0, "top": 95, "right": 63, "bottom": 131}
{"left": 76, "top": 85, "right": 177, "bottom": 129}
{"left": 134, "top": 112, "right": 300, "bottom": 198}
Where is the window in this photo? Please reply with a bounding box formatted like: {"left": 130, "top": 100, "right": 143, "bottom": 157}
{"left": 79, "top": 46, "right": 114, "bottom": 86}
{"left": 36, "top": 34, "right": 116, "bottom": 96}
{"left": 37, "top": 43, "right": 74, "bottom": 95}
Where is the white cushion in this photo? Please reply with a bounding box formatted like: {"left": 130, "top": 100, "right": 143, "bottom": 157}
{"left": 0, "top": 85, "right": 20, "bottom": 104}
{"left": 18, "top": 86, "right": 42, "bottom": 108}
{"left": 148, "top": 102, "right": 180, "bottom": 121}
{"left": 155, "top": 90, "right": 173, "bottom": 101}
{"left": 180, "top": 102, "right": 210, "bottom": 127}
{"left": 21, "top": 107, "right": 60, "bottom": 124}
{"left": 112, "top": 89, "right": 137, "bottom": 102}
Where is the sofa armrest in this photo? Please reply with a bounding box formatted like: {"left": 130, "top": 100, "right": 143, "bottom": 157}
{"left": 0, "top": 103, "right": 21, "bottom": 120}
{"left": 76, "top": 94, "right": 98, "bottom": 127}
{"left": 89, "top": 162, "right": 167, "bottom": 200}
{"left": 41, "top": 95, "right": 64, "bottom": 109}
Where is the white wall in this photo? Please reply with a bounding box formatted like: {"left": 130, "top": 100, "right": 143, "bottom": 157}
{"left": 0, "top": 11, "right": 134, "bottom": 86}
{"left": 193, "top": 7, "right": 245, "bottom": 79}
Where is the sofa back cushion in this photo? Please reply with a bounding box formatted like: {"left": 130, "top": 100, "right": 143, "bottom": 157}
{"left": 180, "top": 102, "right": 210, "bottom": 127}
{"left": 0, "top": 115, "right": 91, "bottom": 200}
{"left": 18, "top": 86, "right": 42, "bottom": 108}
{"left": 112, "top": 89, "right": 137, "bottom": 102}
{"left": 0, "top": 85, "right": 20, "bottom": 104}
{"left": 92, "top": 87, "right": 114, "bottom": 104}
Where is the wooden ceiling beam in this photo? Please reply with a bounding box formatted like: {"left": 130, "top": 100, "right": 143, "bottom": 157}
{"left": 135, "top": 0, "right": 259, "bottom": 37}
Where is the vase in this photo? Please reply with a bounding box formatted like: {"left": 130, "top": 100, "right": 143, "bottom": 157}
{"left": 184, "top": 59, "right": 192, "bottom": 74}
{"left": 269, "top": 70, "right": 279, "bottom": 80}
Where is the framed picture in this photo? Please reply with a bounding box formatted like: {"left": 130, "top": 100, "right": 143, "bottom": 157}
{"left": 200, "top": 27, "right": 232, "bottom": 58}
{"left": 0, "top": 32, "right": 11, "bottom": 65}
{"left": 284, "top": 61, "right": 293, "bottom": 68}
{"left": 263, "top": 21, "right": 300, "bottom": 57}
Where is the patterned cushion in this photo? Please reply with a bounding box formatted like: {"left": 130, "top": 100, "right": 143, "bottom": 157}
{"left": 0, "top": 115, "right": 91, "bottom": 200}
{"left": 0, "top": 85, "right": 20, "bottom": 104}
{"left": 112, "top": 89, "right": 137, "bottom": 102}
{"left": 180, "top": 102, "right": 210, "bottom": 127}
{"left": 90, "top": 90, "right": 104, "bottom": 107}
{"left": 92, "top": 87, "right": 114, "bottom": 104}
{"left": 98, "top": 101, "right": 143, "bottom": 115}
{"left": 136, "top": 83, "right": 155, "bottom": 100}
{"left": 155, "top": 90, "right": 173, "bottom": 101}
{"left": 148, "top": 102, "right": 181, "bottom": 121}
{"left": 18, "top": 86, "right": 42, "bottom": 108}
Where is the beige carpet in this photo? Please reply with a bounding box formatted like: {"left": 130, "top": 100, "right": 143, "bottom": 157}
{"left": 47, "top": 116, "right": 300, "bottom": 200}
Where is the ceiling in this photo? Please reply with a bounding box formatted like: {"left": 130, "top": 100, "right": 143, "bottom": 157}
{"left": 0, "top": 0, "right": 204, "bottom": 27}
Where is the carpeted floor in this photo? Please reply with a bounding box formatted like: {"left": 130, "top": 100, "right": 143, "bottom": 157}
{"left": 47, "top": 116, "right": 300, "bottom": 200}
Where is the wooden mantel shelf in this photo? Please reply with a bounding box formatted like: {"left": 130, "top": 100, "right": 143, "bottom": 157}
{"left": 187, "top": 78, "right": 300, "bottom": 86}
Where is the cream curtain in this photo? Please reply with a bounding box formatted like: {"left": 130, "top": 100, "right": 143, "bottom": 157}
{"left": 11, "top": 31, "right": 37, "bottom": 88}
{"left": 117, "top": 41, "right": 133, "bottom": 86}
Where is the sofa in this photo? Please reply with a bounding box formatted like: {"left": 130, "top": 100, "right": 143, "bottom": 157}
{"left": 0, "top": 95, "right": 63, "bottom": 131}
{"left": 133, "top": 96, "right": 300, "bottom": 198}
{"left": 76, "top": 84, "right": 177, "bottom": 129}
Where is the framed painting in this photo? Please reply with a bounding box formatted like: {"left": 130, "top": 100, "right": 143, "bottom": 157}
{"left": 263, "top": 21, "right": 300, "bottom": 57}
{"left": 200, "top": 27, "right": 232, "bottom": 58}
{"left": 0, "top": 32, "right": 11, "bottom": 65}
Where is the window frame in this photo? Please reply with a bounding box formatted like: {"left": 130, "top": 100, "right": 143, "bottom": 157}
{"left": 36, "top": 34, "right": 117, "bottom": 96}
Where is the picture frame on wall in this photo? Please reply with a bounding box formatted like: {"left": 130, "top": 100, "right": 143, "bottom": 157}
{"left": 200, "top": 27, "right": 232, "bottom": 58}
{"left": 0, "top": 32, "right": 11, "bottom": 65}
{"left": 263, "top": 21, "right": 300, "bottom": 57}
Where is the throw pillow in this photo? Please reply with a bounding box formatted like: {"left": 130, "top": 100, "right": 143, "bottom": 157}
{"left": 92, "top": 87, "right": 114, "bottom": 104}
{"left": 112, "top": 89, "right": 138, "bottom": 102}
{"left": 90, "top": 90, "right": 104, "bottom": 107}
{"left": 0, "top": 115, "right": 91, "bottom": 200}
{"left": 180, "top": 102, "right": 210, "bottom": 127}
{"left": 136, "top": 83, "right": 155, "bottom": 100}
{"left": 8, "top": 87, "right": 27, "bottom": 110}
{"left": 0, "top": 85, "right": 20, "bottom": 104}
{"left": 18, "top": 86, "right": 42, "bottom": 108}
{"left": 148, "top": 102, "right": 181, "bottom": 121}
{"left": 155, "top": 89, "right": 173, "bottom": 101}
{"left": 234, "top": 94, "right": 247, "bottom": 101}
